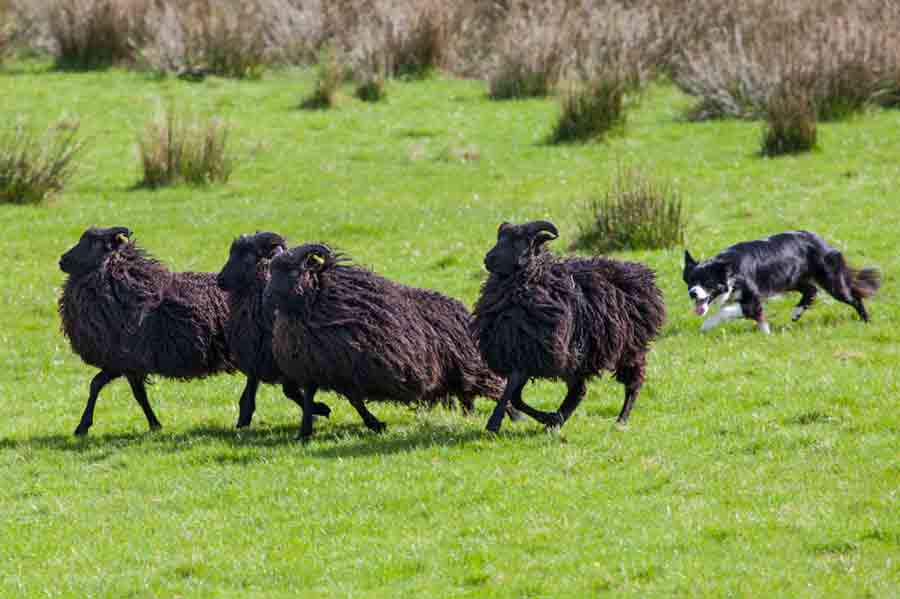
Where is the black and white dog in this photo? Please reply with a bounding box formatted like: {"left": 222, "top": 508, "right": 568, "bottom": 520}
{"left": 683, "top": 231, "right": 880, "bottom": 334}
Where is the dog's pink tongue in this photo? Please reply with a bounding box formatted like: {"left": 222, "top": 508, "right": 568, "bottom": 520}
{"left": 694, "top": 303, "right": 707, "bottom": 316}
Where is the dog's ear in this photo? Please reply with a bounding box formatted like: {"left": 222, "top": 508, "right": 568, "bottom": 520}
{"left": 683, "top": 250, "right": 698, "bottom": 282}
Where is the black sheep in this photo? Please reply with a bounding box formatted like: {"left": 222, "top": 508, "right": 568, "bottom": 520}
{"left": 58, "top": 226, "right": 234, "bottom": 435}
{"left": 472, "top": 220, "right": 666, "bottom": 432}
{"left": 266, "top": 243, "right": 506, "bottom": 439}
{"left": 216, "top": 232, "right": 331, "bottom": 428}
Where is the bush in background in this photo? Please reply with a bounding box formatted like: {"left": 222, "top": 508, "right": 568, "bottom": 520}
{"left": 0, "top": 119, "right": 83, "bottom": 204}
{"left": 45, "top": 0, "right": 148, "bottom": 70}
{"left": 550, "top": 69, "right": 627, "bottom": 144}
{"left": 670, "top": 0, "right": 900, "bottom": 121}
{"left": 573, "top": 166, "right": 685, "bottom": 253}
{"left": 301, "top": 45, "right": 344, "bottom": 109}
{"left": 136, "top": 106, "right": 232, "bottom": 188}
{"left": 486, "top": 1, "right": 572, "bottom": 100}
{"left": 760, "top": 84, "right": 818, "bottom": 156}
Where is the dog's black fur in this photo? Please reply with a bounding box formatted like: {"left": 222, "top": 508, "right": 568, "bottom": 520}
{"left": 683, "top": 231, "right": 880, "bottom": 333}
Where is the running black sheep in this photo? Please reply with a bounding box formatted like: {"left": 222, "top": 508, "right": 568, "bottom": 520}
{"left": 217, "top": 232, "right": 331, "bottom": 427}
{"left": 58, "top": 226, "right": 234, "bottom": 435}
{"left": 472, "top": 220, "right": 666, "bottom": 432}
{"left": 265, "top": 243, "right": 506, "bottom": 439}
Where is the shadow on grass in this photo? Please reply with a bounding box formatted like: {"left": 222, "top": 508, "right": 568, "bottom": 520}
{"left": 0, "top": 418, "right": 545, "bottom": 460}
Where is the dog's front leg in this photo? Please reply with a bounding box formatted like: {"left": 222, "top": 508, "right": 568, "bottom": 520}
{"left": 701, "top": 303, "right": 743, "bottom": 332}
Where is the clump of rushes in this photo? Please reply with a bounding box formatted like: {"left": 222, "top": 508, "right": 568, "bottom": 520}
{"left": 550, "top": 71, "right": 626, "bottom": 144}
{"left": 0, "top": 119, "right": 83, "bottom": 204}
{"left": 760, "top": 85, "right": 818, "bottom": 156}
{"left": 572, "top": 166, "right": 686, "bottom": 253}
{"left": 47, "top": 0, "right": 148, "bottom": 70}
{"left": 302, "top": 45, "right": 344, "bottom": 109}
{"left": 137, "top": 106, "right": 232, "bottom": 188}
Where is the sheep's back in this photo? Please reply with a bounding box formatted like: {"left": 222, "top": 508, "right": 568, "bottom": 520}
{"left": 59, "top": 269, "right": 233, "bottom": 378}
{"left": 271, "top": 270, "right": 447, "bottom": 403}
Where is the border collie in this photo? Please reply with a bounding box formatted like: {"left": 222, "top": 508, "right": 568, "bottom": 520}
{"left": 683, "top": 231, "right": 880, "bottom": 334}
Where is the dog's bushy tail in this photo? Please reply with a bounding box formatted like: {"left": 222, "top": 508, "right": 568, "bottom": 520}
{"left": 849, "top": 267, "right": 881, "bottom": 298}
{"left": 824, "top": 251, "right": 881, "bottom": 298}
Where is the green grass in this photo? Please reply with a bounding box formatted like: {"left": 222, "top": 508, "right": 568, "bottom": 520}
{"left": 1, "top": 60, "right": 898, "bottom": 598}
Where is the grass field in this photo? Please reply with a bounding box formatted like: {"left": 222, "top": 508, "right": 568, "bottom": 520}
{"left": 1, "top": 60, "right": 898, "bottom": 598}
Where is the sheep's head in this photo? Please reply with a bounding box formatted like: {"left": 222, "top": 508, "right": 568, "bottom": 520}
{"left": 217, "top": 231, "right": 286, "bottom": 291}
{"left": 266, "top": 243, "right": 333, "bottom": 312}
{"left": 60, "top": 226, "right": 133, "bottom": 277}
{"left": 484, "top": 220, "right": 559, "bottom": 276}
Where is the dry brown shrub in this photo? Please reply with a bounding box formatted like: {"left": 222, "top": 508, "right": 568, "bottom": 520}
{"left": 670, "top": 0, "right": 900, "bottom": 120}
{"left": 137, "top": 104, "right": 232, "bottom": 188}
{"left": 44, "top": 0, "right": 149, "bottom": 69}
{"left": 761, "top": 84, "right": 818, "bottom": 156}
{"left": 140, "top": 0, "right": 269, "bottom": 79}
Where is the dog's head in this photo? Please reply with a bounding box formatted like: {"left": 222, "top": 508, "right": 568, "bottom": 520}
{"left": 683, "top": 250, "right": 731, "bottom": 316}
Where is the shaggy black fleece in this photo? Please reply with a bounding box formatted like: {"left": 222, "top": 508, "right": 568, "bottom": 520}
{"left": 267, "top": 243, "right": 504, "bottom": 438}
{"left": 59, "top": 226, "right": 233, "bottom": 435}
{"left": 472, "top": 221, "right": 666, "bottom": 431}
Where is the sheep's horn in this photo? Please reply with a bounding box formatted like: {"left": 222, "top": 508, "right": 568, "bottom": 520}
{"left": 527, "top": 220, "right": 559, "bottom": 239}
{"left": 302, "top": 243, "right": 332, "bottom": 257}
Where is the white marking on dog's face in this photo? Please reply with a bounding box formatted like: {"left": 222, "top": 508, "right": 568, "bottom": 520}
{"left": 689, "top": 286, "right": 711, "bottom": 315}
{"left": 689, "top": 286, "right": 709, "bottom": 301}
{"left": 700, "top": 303, "right": 743, "bottom": 332}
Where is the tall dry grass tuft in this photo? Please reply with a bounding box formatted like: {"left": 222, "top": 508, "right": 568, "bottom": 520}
{"left": 301, "top": 45, "right": 344, "bottom": 109}
{"left": 550, "top": 69, "right": 627, "bottom": 144}
{"left": 573, "top": 166, "right": 685, "bottom": 253}
{"left": 670, "top": 0, "right": 900, "bottom": 120}
{"left": 137, "top": 106, "right": 232, "bottom": 188}
{"left": 486, "top": 1, "right": 573, "bottom": 100}
{"left": 760, "top": 84, "right": 818, "bottom": 156}
{"left": 139, "top": 0, "right": 269, "bottom": 79}
{"left": 46, "top": 0, "right": 148, "bottom": 69}
{"left": 0, "top": 119, "right": 83, "bottom": 204}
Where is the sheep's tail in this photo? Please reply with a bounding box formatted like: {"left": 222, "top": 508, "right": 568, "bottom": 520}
{"left": 824, "top": 250, "right": 881, "bottom": 299}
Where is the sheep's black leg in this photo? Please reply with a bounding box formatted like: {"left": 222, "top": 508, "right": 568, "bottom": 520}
{"left": 509, "top": 395, "right": 558, "bottom": 426}
{"left": 615, "top": 357, "right": 646, "bottom": 425}
{"left": 297, "top": 383, "right": 318, "bottom": 440}
{"left": 348, "top": 397, "right": 386, "bottom": 433}
{"left": 486, "top": 371, "right": 526, "bottom": 433}
{"left": 74, "top": 370, "right": 119, "bottom": 436}
{"left": 550, "top": 378, "right": 588, "bottom": 429}
{"left": 126, "top": 374, "right": 162, "bottom": 431}
{"left": 459, "top": 395, "right": 475, "bottom": 415}
{"left": 283, "top": 381, "right": 331, "bottom": 418}
{"left": 236, "top": 375, "right": 260, "bottom": 428}
{"left": 505, "top": 405, "right": 524, "bottom": 422}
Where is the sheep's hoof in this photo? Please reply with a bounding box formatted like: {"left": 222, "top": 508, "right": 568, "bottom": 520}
{"left": 73, "top": 425, "right": 90, "bottom": 436}
{"left": 312, "top": 402, "right": 331, "bottom": 418}
{"left": 148, "top": 422, "right": 162, "bottom": 432}
{"left": 543, "top": 413, "right": 565, "bottom": 432}
{"left": 235, "top": 419, "right": 252, "bottom": 429}
{"left": 366, "top": 421, "right": 387, "bottom": 434}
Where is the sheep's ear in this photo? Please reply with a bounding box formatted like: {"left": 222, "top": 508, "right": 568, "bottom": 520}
{"left": 304, "top": 252, "right": 326, "bottom": 271}
{"left": 497, "top": 222, "right": 512, "bottom": 236}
